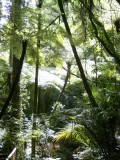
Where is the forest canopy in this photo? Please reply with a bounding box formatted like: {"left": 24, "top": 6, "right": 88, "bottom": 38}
{"left": 0, "top": 0, "right": 120, "bottom": 159}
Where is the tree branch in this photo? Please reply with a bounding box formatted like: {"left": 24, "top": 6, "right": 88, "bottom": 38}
{"left": 43, "top": 15, "right": 60, "bottom": 31}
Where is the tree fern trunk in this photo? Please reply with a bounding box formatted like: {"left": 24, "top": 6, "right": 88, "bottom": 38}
{"left": 57, "top": 0, "right": 98, "bottom": 108}
{"left": 0, "top": 40, "right": 28, "bottom": 119}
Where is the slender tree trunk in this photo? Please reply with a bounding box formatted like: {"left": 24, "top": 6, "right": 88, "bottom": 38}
{"left": 52, "top": 62, "right": 71, "bottom": 114}
{"left": 31, "top": 51, "right": 39, "bottom": 158}
{"left": 58, "top": 62, "right": 71, "bottom": 101}
{"left": 31, "top": 0, "right": 43, "bottom": 158}
{"left": 57, "top": 0, "right": 98, "bottom": 108}
{"left": 7, "top": 43, "right": 12, "bottom": 89}
{"left": 93, "top": 53, "right": 98, "bottom": 87}
{"left": 38, "top": 87, "right": 42, "bottom": 114}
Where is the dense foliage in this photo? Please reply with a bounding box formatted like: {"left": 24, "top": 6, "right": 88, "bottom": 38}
{"left": 0, "top": 0, "right": 120, "bottom": 159}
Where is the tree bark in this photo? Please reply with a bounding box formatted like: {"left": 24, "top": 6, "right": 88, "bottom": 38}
{"left": 11, "top": 55, "right": 21, "bottom": 118}
{"left": 0, "top": 40, "right": 28, "bottom": 120}
{"left": 57, "top": 0, "right": 98, "bottom": 108}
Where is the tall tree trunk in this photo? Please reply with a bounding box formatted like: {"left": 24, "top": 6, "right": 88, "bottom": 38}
{"left": 10, "top": 0, "right": 22, "bottom": 120}
{"left": 57, "top": 0, "right": 98, "bottom": 108}
{"left": 31, "top": 0, "right": 43, "bottom": 158}
{"left": 7, "top": 1, "right": 23, "bottom": 153}
{"left": 0, "top": 40, "right": 28, "bottom": 119}
{"left": 11, "top": 56, "right": 21, "bottom": 119}
{"left": 31, "top": 53, "right": 39, "bottom": 158}
{"left": 58, "top": 61, "right": 71, "bottom": 101}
